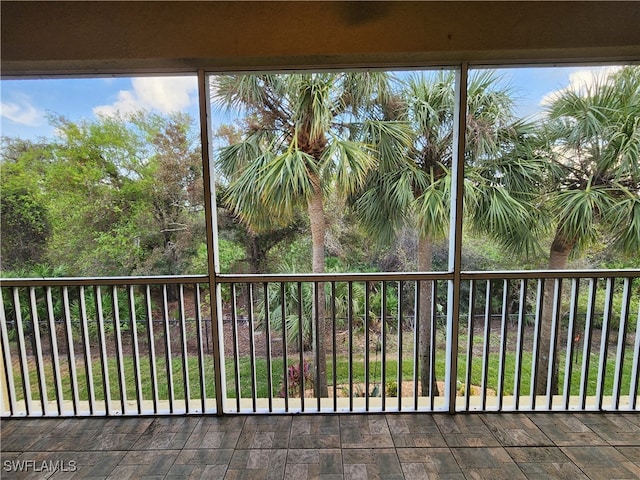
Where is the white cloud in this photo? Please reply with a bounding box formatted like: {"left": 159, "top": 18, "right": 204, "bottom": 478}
{"left": 93, "top": 76, "right": 198, "bottom": 117}
{"left": 540, "top": 66, "right": 622, "bottom": 106}
{"left": 0, "top": 94, "right": 45, "bottom": 126}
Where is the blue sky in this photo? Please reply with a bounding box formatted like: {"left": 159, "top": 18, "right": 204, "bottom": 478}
{"left": 0, "top": 65, "right": 622, "bottom": 141}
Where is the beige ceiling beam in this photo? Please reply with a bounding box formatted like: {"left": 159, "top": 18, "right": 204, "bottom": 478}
{"left": 2, "top": 1, "right": 639, "bottom": 76}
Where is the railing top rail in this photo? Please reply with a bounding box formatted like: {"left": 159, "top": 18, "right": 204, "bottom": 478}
{"left": 461, "top": 269, "right": 640, "bottom": 280}
{"left": 1, "top": 268, "right": 637, "bottom": 287}
{"left": 219, "top": 268, "right": 639, "bottom": 283}
{"left": 0, "top": 274, "right": 209, "bottom": 287}
{"left": 217, "top": 271, "right": 453, "bottom": 283}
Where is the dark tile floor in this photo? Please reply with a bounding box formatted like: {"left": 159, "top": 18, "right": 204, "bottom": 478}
{"left": 1, "top": 412, "right": 639, "bottom": 479}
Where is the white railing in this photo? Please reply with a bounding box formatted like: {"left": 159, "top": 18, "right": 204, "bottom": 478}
{"left": 0, "top": 276, "right": 215, "bottom": 416}
{"left": 1, "top": 270, "right": 638, "bottom": 416}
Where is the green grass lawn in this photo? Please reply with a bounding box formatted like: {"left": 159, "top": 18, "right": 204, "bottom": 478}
{"left": 9, "top": 346, "right": 637, "bottom": 404}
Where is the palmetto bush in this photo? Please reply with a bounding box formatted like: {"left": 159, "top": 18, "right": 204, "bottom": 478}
{"left": 255, "top": 276, "right": 399, "bottom": 350}
{"left": 67, "top": 286, "right": 148, "bottom": 341}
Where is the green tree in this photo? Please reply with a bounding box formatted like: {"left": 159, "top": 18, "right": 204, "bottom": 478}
{"left": 130, "top": 111, "right": 204, "bottom": 280}
{"left": 213, "top": 123, "right": 309, "bottom": 274}
{"left": 211, "top": 73, "right": 411, "bottom": 396}
{"left": 535, "top": 65, "right": 640, "bottom": 395}
{"left": 354, "top": 71, "right": 542, "bottom": 396}
{"left": 39, "top": 111, "right": 203, "bottom": 278}
{"left": 0, "top": 138, "right": 53, "bottom": 271}
{"left": 43, "top": 113, "right": 148, "bottom": 274}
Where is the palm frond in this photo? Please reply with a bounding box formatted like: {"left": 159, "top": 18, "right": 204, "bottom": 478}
{"left": 353, "top": 169, "right": 415, "bottom": 245}
{"left": 552, "top": 186, "right": 614, "bottom": 252}
{"left": 285, "top": 74, "right": 333, "bottom": 145}
{"left": 223, "top": 149, "right": 295, "bottom": 232}
{"left": 471, "top": 185, "right": 542, "bottom": 257}
{"left": 325, "top": 138, "right": 377, "bottom": 197}
{"left": 541, "top": 66, "right": 640, "bottom": 257}
{"left": 259, "top": 148, "right": 317, "bottom": 215}
{"left": 215, "top": 136, "right": 262, "bottom": 181}
{"left": 360, "top": 119, "right": 414, "bottom": 171}
{"left": 416, "top": 176, "right": 450, "bottom": 240}
{"left": 603, "top": 193, "right": 640, "bottom": 254}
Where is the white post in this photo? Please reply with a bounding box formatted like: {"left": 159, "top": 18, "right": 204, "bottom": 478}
{"left": 198, "top": 69, "right": 226, "bottom": 414}
{"left": 445, "top": 63, "right": 468, "bottom": 413}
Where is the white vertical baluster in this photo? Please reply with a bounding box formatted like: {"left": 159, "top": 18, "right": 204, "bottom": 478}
{"left": 145, "top": 285, "right": 159, "bottom": 413}
{"left": 628, "top": 297, "right": 640, "bottom": 410}
{"left": 45, "top": 287, "right": 64, "bottom": 415}
{"left": 62, "top": 287, "right": 80, "bottom": 415}
{"left": 111, "top": 286, "right": 127, "bottom": 414}
{"left": 29, "top": 287, "right": 48, "bottom": 415}
{"left": 563, "top": 278, "right": 579, "bottom": 410}
{"left": 178, "top": 284, "right": 190, "bottom": 414}
{"left": 513, "top": 279, "right": 527, "bottom": 410}
{"left": 596, "top": 278, "right": 614, "bottom": 409}
{"left": 0, "top": 288, "right": 18, "bottom": 415}
{"left": 161, "top": 285, "right": 174, "bottom": 413}
{"left": 612, "top": 278, "right": 631, "bottom": 410}
{"left": 94, "top": 286, "right": 111, "bottom": 415}
{"left": 128, "top": 286, "right": 143, "bottom": 414}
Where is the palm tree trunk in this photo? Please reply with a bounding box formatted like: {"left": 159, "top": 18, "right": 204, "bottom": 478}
{"left": 535, "top": 231, "right": 573, "bottom": 396}
{"left": 307, "top": 174, "right": 328, "bottom": 397}
{"left": 418, "top": 235, "right": 439, "bottom": 396}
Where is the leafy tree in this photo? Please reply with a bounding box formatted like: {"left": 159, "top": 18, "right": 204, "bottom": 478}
{"left": 129, "top": 111, "right": 204, "bottom": 280}
{"left": 354, "top": 71, "right": 543, "bottom": 396}
{"left": 190, "top": 239, "right": 246, "bottom": 274}
{"left": 43, "top": 113, "right": 148, "bottom": 274}
{"left": 213, "top": 123, "right": 309, "bottom": 274}
{"left": 0, "top": 138, "right": 53, "bottom": 270}
{"left": 535, "top": 65, "right": 640, "bottom": 395}
{"left": 40, "top": 112, "right": 204, "bottom": 280}
{"left": 216, "top": 186, "right": 307, "bottom": 274}
{"left": 211, "top": 73, "right": 411, "bottom": 396}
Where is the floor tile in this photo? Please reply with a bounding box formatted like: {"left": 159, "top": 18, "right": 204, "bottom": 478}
{"left": 236, "top": 416, "right": 291, "bottom": 449}
{"left": 3, "top": 411, "right": 636, "bottom": 479}
{"left": 435, "top": 414, "right": 501, "bottom": 447}
{"left": 506, "top": 446, "right": 588, "bottom": 479}
{"left": 284, "top": 447, "right": 344, "bottom": 476}
{"left": 397, "top": 447, "right": 463, "bottom": 478}
{"left": 342, "top": 448, "right": 402, "bottom": 479}
{"left": 288, "top": 416, "right": 340, "bottom": 449}
{"left": 1, "top": 424, "right": 50, "bottom": 451}
{"left": 132, "top": 417, "right": 199, "bottom": 450}
{"left": 452, "top": 447, "right": 527, "bottom": 479}
{"left": 578, "top": 413, "right": 640, "bottom": 446}
{"left": 115, "top": 449, "right": 180, "bottom": 478}
{"left": 481, "top": 413, "right": 553, "bottom": 447}
{"left": 387, "top": 413, "right": 447, "bottom": 447}
{"left": 528, "top": 413, "right": 607, "bottom": 446}
{"left": 616, "top": 445, "right": 640, "bottom": 462}
{"left": 27, "top": 431, "right": 101, "bottom": 452}
{"left": 562, "top": 445, "right": 640, "bottom": 480}
{"left": 339, "top": 415, "right": 394, "bottom": 448}
{"left": 186, "top": 416, "right": 244, "bottom": 449}
{"left": 166, "top": 448, "right": 234, "bottom": 478}
{"left": 227, "top": 449, "right": 287, "bottom": 479}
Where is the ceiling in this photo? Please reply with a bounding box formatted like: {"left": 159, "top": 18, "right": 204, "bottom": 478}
{"left": 2, "top": 1, "right": 640, "bottom": 76}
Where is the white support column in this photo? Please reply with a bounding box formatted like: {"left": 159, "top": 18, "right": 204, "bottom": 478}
{"left": 445, "top": 63, "right": 468, "bottom": 413}
{"left": 198, "top": 69, "right": 226, "bottom": 414}
{"left": 0, "top": 337, "right": 9, "bottom": 414}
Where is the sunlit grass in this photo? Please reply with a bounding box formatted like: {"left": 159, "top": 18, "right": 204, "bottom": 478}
{"left": 8, "top": 346, "right": 636, "bottom": 404}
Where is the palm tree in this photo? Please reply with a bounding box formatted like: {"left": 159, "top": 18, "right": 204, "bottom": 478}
{"left": 211, "top": 73, "right": 411, "bottom": 396}
{"left": 535, "top": 65, "right": 640, "bottom": 395}
{"left": 354, "top": 70, "right": 543, "bottom": 397}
